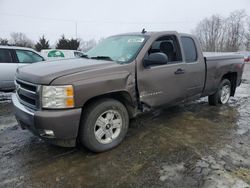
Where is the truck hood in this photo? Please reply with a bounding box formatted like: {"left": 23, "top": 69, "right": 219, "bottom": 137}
{"left": 16, "top": 58, "right": 116, "bottom": 84}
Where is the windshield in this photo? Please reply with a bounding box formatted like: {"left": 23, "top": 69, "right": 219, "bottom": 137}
{"left": 86, "top": 35, "right": 146, "bottom": 63}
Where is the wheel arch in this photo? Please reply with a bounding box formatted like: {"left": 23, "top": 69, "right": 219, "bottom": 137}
{"left": 82, "top": 91, "right": 138, "bottom": 119}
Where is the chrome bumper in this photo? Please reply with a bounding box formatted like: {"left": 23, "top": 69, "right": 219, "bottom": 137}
{"left": 12, "top": 93, "right": 35, "bottom": 128}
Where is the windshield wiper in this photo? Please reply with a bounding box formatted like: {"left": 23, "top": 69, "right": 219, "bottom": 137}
{"left": 90, "top": 56, "right": 113, "bottom": 61}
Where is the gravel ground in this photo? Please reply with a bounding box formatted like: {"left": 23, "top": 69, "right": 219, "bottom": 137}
{"left": 0, "top": 64, "right": 249, "bottom": 188}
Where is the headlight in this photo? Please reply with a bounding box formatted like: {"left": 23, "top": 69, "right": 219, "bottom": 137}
{"left": 42, "top": 85, "right": 74, "bottom": 109}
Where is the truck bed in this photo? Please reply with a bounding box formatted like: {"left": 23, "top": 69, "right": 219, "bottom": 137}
{"left": 202, "top": 52, "right": 244, "bottom": 97}
{"left": 203, "top": 52, "right": 243, "bottom": 61}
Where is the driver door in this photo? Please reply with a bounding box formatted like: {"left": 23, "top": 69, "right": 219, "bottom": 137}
{"left": 137, "top": 35, "right": 188, "bottom": 107}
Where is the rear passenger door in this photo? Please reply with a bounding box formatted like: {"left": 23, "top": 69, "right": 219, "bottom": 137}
{"left": 16, "top": 49, "right": 44, "bottom": 68}
{"left": 180, "top": 36, "right": 206, "bottom": 100}
{"left": 0, "top": 49, "right": 18, "bottom": 90}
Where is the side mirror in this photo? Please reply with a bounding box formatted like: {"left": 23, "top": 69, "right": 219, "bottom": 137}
{"left": 143, "top": 52, "right": 168, "bottom": 67}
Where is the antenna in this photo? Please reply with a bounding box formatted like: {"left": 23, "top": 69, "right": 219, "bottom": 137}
{"left": 141, "top": 28, "right": 146, "bottom": 34}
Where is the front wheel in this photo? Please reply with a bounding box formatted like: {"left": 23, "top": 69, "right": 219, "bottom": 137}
{"left": 208, "top": 79, "right": 231, "bottom": 106}
{"left": 79, "top": 98, "right": 129, "bottom": 152}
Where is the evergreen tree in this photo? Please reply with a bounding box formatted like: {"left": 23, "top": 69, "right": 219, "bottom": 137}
{"left": 0, "top": 38, "right": 9, "bottom": 45}
{"left": 69, "top": 38, "right": 80, "bottom": 50}
{"left": 35, "top": 35, "right": 50, "bottom": 52}
{"left": 56, "top": 35, "right": 80, "bottom": 50}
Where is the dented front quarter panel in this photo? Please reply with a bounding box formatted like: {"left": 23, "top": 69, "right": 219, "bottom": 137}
{"left": 51, "top": 62, "right": 137, "bottom": 108}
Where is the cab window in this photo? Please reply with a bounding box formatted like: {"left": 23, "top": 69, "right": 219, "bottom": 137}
{"left": 16, "top": 50, "right": 44, "bottom": 64}
{"left": 0, "top": 49, "right": 13, "bottom": 63}
{"left": 147, "top": 35, "right": 182, "bottom": 64}
{"left": 181, "top": 37, "right": 197, "bottom": 63}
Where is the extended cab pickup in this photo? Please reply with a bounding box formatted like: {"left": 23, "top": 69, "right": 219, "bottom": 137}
{"left": 12, "top": 31, "right": 245, "bottom": 152}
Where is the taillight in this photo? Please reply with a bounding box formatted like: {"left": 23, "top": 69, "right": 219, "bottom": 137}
{"left": 244, "top": 57, "right": 250, "bottom": 62}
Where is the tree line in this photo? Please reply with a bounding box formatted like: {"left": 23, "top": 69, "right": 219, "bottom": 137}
{"left": 0, "top": 9, "right": 249, "bottom": 52}
{"left": 0, "top": 33, "right": 97, "bottom": 52}
{"left": 194, "top": 10, "right": 249, "bottom": 52}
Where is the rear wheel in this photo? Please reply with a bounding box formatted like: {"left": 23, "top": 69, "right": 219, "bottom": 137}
{"left": 208, "top": 79, "right": 231, "bottom": 106}
{"left": 79, "top": 98, "right": 129, "bottom": 152}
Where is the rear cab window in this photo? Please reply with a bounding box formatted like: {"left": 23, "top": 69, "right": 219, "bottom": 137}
{"left": 0, "top": 49, "right": 13, "bottom": 63}
{"left": 181, "top": 37, "right": 198, "bottom": 63}
{"left": 16, "top": 50, "right": 44, "bottom": 64}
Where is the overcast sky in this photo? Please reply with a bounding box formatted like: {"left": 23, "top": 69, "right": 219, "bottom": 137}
{"left": 0, "top": 0, "right": 249, "bottom": 44}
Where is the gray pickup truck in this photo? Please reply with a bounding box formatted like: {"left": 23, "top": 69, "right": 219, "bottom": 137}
{"left": 12, "top": 31, "right": 245, "bottom": 152}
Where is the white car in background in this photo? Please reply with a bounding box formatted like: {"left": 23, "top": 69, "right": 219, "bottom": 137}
{"left": 40, "top": 49, "right": 84, "bottom": 60}
{"left": 0, "top": 46, "right": 45, "bottom": 91}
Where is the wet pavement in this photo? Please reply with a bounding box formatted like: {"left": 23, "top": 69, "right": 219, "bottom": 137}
{"left": 0, "top": 64, "right": 250, "bottom": 188}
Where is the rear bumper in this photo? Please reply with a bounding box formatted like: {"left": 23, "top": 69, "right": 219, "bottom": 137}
{"left": 12, "top": 93, "right": 82, "bottom": 147}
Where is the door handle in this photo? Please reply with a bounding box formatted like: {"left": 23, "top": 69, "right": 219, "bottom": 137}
{"left": 174, "top": 68, "right": 185, "bottom": 75}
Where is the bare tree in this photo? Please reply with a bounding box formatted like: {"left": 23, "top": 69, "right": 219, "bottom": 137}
{"left": 79, "top": 39, "right": 97, "bottom": 52}
{"left": 10, "top": 32, "right": 34, "bottom": 48}
{"left": 194, "top": 10, "right": 247, "bottom": 52}
{"left": 194, "top": 15, "right": 224, "bottom": 52}
{"left": 223, "top": 10, "right": 246, "bottom": 52}
{"left": 244, "top": 19, "right": 250, "bottom": 51}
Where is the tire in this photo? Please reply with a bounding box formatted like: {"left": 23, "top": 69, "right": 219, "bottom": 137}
{"left": 208, "top": 79, "right": 231, "bottom": 106}
{"left": 79, "top": 98, "right": 129, "bottom": 152}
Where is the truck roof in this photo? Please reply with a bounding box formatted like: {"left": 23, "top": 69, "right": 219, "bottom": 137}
{"left": 113, "top": 31, "right": 179, "bottom": 37}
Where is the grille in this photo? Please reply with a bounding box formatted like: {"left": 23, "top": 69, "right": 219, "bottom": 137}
{"left": 15, "top": 79, "right": 39, "bottom": 109}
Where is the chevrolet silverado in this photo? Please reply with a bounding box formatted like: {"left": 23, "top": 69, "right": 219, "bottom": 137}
{"left": 12, "top": 31, "right": 245, "bottom": 152}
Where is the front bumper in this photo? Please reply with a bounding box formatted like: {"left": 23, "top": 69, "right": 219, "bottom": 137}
{"left": 12, "top": 93, "right": 82, "bottom": 147}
